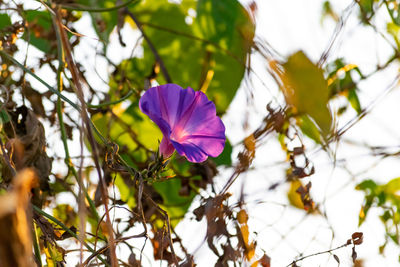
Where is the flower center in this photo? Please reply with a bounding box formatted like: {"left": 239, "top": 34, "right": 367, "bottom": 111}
{"left": 170, "top": 126, "right": 188, "bottom": 143}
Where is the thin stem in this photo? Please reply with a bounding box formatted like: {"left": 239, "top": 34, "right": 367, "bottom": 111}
{"left": 0, "top": 50, "right": 79, "bottom": 111}
{"left": 52, "top": 0, "right": 139, "bottom": 13}
{"left": 87, "top": 90, "right": 134, "bottom": 108}
{"left": 32, "top": 222, "right": 43, "bottom": 267}
{"left": 286, "top": 242, "right": 351, "bottom": 267}
{"left": 125, "top": 9, "right": 172, "bottom": 83}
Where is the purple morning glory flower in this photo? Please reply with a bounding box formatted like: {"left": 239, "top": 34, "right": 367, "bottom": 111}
{"left": 139, "top": 84, "right": 226, "bottom": 163}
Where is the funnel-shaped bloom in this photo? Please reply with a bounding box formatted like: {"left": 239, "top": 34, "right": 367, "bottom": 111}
{"left": 139, "top": 84, "right": 226, "bottom": 163}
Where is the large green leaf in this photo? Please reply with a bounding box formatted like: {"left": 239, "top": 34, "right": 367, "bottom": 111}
{"left": 128, "top": 0, "right": 254, "bottom": 113}
{"left": 282, "top": 51, "right": 332, "bottom": 139}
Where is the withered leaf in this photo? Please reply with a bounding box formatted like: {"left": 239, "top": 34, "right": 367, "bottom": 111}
{"left": 351, "top": 232, "right": 363, "bottom": 245}
{"left": 333, "top": 254, "right": 340, "bottom": 265}
{"left": 128, "top": 252, "right": 141, "bottom": 267}
{"left": 258, "top": 254, "right": 271, "bottom": 267}
{"left": 295, "top": 181, "right": 315, "bottom": 212}
{"left": 21, "top": 85, "right": 46, "bottom": 117}
{"left": 2, "top": 106, "right": 51, "bottom": 193}
{"left": 352, "top": 246, "right": 357, "bottom": 263}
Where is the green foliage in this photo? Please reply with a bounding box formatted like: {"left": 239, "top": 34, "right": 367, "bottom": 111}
{"left": 282, "top": 51, "right": 332, "bottom": 141}
{"left": 0, "top": 110, "right": 9, "bottom": 125}
{"left": 357, "top": 177, "right": 400, "bottom": 253}
{"left": 0, "top": 13, "right": 11, "bottom": 29}
{"left": 326, "top": 58, "right": 363, "bottom": 115}
{"left": 121, "top": 0, "right": 254, "bottom": 113}
{"left": 153, "top": 177, "right": 199, "bottom": 227}
{"left": 385, "top": 0, "right": 400, "bottom": 26}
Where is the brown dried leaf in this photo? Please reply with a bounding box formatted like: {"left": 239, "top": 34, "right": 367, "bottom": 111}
{"left": 128, "top": 253, "right": 141, "bottom": 267}
{"left": 333, "top": 254, "right": 340, "bottom": 265}
{"left": 21, "top": 85, "right": 45, "bottom": 117}
{"left": 3, "top": 106, "right": 52, "bottom": 192}
{"left": 151, "top": 229, "right": 181, "bottom": 265}
{"left": 295, "top": 181, "right": 315, "bottom": 212}
{"left": 351, "top": 232, "right": 363, "bottom": 245}
{"left": 258, "top": 254, "right": 271, "bottom": 267}
{"left": 351, "top": 246, "right": 357, "bottom": 263}
{"left": 0, "top": 169, "right": 38, "bottom": 267}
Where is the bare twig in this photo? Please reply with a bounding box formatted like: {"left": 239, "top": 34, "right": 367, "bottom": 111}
{"left": 124, "top": 9, "right": 172, "bottom": 83}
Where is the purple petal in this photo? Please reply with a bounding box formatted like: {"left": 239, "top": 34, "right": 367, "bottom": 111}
{"left": 171, "top": 140, "right": 208, "bottom": 163}
{"left": 139, "top": 84, "right": 226, "bottom": 162}
{"left": 159, "top": 136, "right": 175, "bottom": 158}
{"left": 169, "top": 90, "right": 225, "bottom": 162}
{"left": 139, "top": 84, "right": 195, "bottom": 130}
{"left": 172, "top": 90, "right": 224, "bottom": 138}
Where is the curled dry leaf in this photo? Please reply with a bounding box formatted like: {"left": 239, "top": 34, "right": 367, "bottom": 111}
{"left": 351, "top": 232, "right": 363, "bottom": 245}
{"left": 2, "top": 106, "right": 52, "bottom": 193}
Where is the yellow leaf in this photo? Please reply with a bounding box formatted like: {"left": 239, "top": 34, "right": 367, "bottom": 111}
{"left": 287, "top": 180, "right": 304, "bottom": 210}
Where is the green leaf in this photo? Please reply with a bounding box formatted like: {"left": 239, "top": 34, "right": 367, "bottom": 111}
{"left": 153, "top": 177, "right": 198, "bottom": 227}
{"left": 115, "top": 174, "right": 136, "bottom": 208}
{"left": 326, "top": 58, "right": 363, "bottom": 114}
{"left": 348, "top": 88, "right": 362, "bottom": 114}
{"left": 356, "top": 179, "right": 378, "bottom": 192}
{"left": 92, "top": 101, "right": 162, "bottom": 163}
{"left": 282, "top": 51, "right": 332, "bottom": 138}
{"left": 384, "top": 177, "right": 400, "bottom": 195}
{"left": 386, "top": 1, "right": 400, "bottom": 26}
{"left": 110, "top": 58, "right": 152, "bottom": 93}
{"left": 296, "top": 115, "right": 322, "bottom": 144}
{"left": 213, "top": 138, "right": 232, "bottom": 166}
{"left": 53, "top": 204, "right": 76, "bottom": 227}
{"left": 0, "top": 13, "right": 12, "bottom": 29}
{"left": 44, "top": 243, "right": 65, "bottom": 267}
{"left": 387, "top": 22, "right": 400, "bottom": 51}
{"left": 127, "top": 0, "right": 254, "bottom": 113}
{"left": 0, "top": 110, "right": 9, "bottom": 124}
